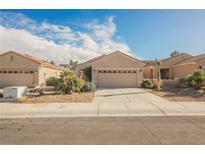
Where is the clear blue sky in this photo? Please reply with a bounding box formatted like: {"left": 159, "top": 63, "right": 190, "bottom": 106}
{"left": 0, "top": 9, "right": 205, "bottom": 62}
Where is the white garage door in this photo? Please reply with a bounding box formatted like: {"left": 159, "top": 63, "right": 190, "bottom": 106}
{"left": 97, "top": 70, "right": 138, "bottom": 88}
{"left": 0, "top": 70, "right": 35, "bottom": 87}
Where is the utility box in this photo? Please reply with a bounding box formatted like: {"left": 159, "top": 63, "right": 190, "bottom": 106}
{"left": 3, "top": 86, "right": 27, "bottom": 98}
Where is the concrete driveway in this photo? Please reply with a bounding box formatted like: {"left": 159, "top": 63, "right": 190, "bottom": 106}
{"left": 0, "top": 88, "right": 205, "bottom": 118}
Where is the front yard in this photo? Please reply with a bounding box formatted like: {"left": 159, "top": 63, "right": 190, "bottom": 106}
{"left": 146, "top": 87, "right": 205, "bottom": 102}
{"left": 22, "top": 92, "right": 94, "bottom": 103}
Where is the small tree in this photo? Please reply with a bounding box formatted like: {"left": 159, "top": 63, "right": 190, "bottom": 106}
{"left": 69, "top": 60, "right": 78, "bottom": 71}
{"left": 170, "top": 51, "right": 180, "bottom": 57}
{"left": 82, "top": 66, "right": 92, "bottom": 82}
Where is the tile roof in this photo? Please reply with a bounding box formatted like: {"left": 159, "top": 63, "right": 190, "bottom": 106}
{"left": 174, "top": 53, "right": 205, "bottom": 66}
{"left": 0, "top": 51, "right": 63, "bottom": 70}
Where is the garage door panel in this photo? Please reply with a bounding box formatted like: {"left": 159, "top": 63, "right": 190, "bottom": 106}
{"left": 98, "top": 72, "right": 137, "bottom": 88}
{"left": 0, "top": 72, "right": 35, "bottom": 87}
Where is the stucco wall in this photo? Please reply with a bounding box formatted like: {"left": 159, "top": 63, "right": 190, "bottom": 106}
{"left": 143, "top": 67, "right": 155, "bottom": 79}
{"left": 38, "top": 67, "right": 62, "bottom": 86}
{"left": 170, "top": 63, "right": 198, "bottom": 79}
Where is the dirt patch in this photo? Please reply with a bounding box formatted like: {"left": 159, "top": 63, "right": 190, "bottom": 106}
{"left": 146, "top": 87, "right": 205, "bottom": 102}
{"left": 23, "top": 92, "right": 94, "bottom": 103}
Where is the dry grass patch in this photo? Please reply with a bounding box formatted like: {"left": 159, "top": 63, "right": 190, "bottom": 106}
{"left": 23, "top": 92, "right": 94, "bottom": 103}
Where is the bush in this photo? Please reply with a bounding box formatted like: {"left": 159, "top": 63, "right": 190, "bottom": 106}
{"left": 186, "top": 70, "right": 205, "bottom": 89}
{"left": 28, "top": 83, "right": 38, "bottom": 89}
{"left": 141, "top": 80, "right": 155, "bottom": 89}
{"left": 82, "top": 66, "right": 92, "bottom": 82}
{"left": 0, "top": 92, "right": 3, "bottom": 98}
{"left": 81, "top": 82, "right": 96, "bottom": 92}
{"left": 56, "top": 70, "right": 84, "bottom": 94}
{"left": 46, "top": 77, "right": 59, "bottom": 87}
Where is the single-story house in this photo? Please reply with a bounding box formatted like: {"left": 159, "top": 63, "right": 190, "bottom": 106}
{"left": 0, "top": 51, "right": 63, "bottom": 88}
{"left": 143, "top": 52, "right": 205, "bottom": 80}
{"left": 75, "top": 51, "right": 145, "bottom": 88}
{"left": 170, "top": 54, "right": 205, "bottom": 79}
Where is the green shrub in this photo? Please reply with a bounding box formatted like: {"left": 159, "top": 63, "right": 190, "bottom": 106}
{"left": 0, "top": 92, "right": 3, "bottom": 98}
{"left": 56, "top": 70, "right": 84, "bottom": 94}
{"left": 82, "top": 66, "right": 92, "bottom": 82}
{"left": 28, "top": 83, "right": 38, "bottom": 89}
{"left": 186, "top": 70, "right": 205, "bottom": 89}
{"left": 81, "top": 82, "right": 96, "bottom": 92}
{"left": 141, "top": 80, "right": 155, "bottom": 89}
{"left": 46, "top": 77, "right": 59, "bottom": 87}
{"left": 73, "top": 77, "right": 84, "bottom": 92}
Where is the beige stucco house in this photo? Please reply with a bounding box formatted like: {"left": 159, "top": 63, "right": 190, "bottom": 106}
{"left": 75, "top": 51, "right": 145, "bottom": 88}
{"left": 143, "top": 52, "right": 205, "bottom": 80}
{"left": 170, "top": 54, "right": 205, "bottom": 79}
{"left": 0, "top": 51, "right": 63, "bottom": 88}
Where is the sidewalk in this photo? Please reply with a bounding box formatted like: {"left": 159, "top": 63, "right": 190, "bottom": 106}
{"left": 1, "top": 88, "right": 205, "bottom": 118}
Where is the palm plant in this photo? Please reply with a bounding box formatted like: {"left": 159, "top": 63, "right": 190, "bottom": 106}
{"left": 69, "top": 60, "right": 78, "bottom": 71}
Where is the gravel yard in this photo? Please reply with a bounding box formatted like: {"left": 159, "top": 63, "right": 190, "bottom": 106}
{"left": 146, "top": 87, "right": 205, "bottom": 102}
{"left": 24, "top": 92, "right": 94, "bottom": 103}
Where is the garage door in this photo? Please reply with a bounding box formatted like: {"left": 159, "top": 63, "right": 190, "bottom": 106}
{"left": 0, "top": 70, "right": 35, "bottom": 87}
{"left": 97, "top": 70, "right": 137, "bottom": 88}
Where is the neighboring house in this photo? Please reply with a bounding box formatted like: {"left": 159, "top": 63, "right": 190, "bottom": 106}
{"left": 170, "top": 54, "right": 205, "bottom": 79}
{"left": 75, "top": 51, "right": 145, "bottom": 88}
{"left": 0, "top": 51, "right": 63, "bottom": 88}
{"left": 143, "top": 53, "right": 193, "bottom": 79}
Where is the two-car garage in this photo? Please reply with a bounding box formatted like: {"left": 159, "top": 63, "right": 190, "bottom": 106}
{"left": 80, "top": 51, "right": 145, "bottom": 88}
{"left": 97, "top": 69, "right": 140, "bottom": 88}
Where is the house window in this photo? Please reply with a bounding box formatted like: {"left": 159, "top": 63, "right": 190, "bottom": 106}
{"left": 8, "top": 71, "right": 12, "bottom": 73}
{"left": 98, "top": 70, "right": 102, "bottom": 73}
{"left": 103, "top": 70, "right": 107, "bottom": 73}
{"left": 29, "top": 71, "right": 34, "bottom": 74}
{"left": 108, "top": 70, "right": 112, "bottom": 73}
{"left": 24, "top": 71, "right": 28, "bottom": 74}
{"left": 19, "top": 71, "right": 22, "bottom": 74}
{"left": 0, "top": 71, "right": 2, "bottom": 73}
{"left": 113, "top": 71, "right": 116, "bottom": 73}
{"left": 10, "top": 56, "right": 13, "bottom": 62}
{"left": 123, "top": 70, "right": 126, "bottom": 73}
{"left": 14, "top": 71, "right": 18, "bottom": 74}
{"left": 3, "top": 71, "right": 7, "bottom": 73}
